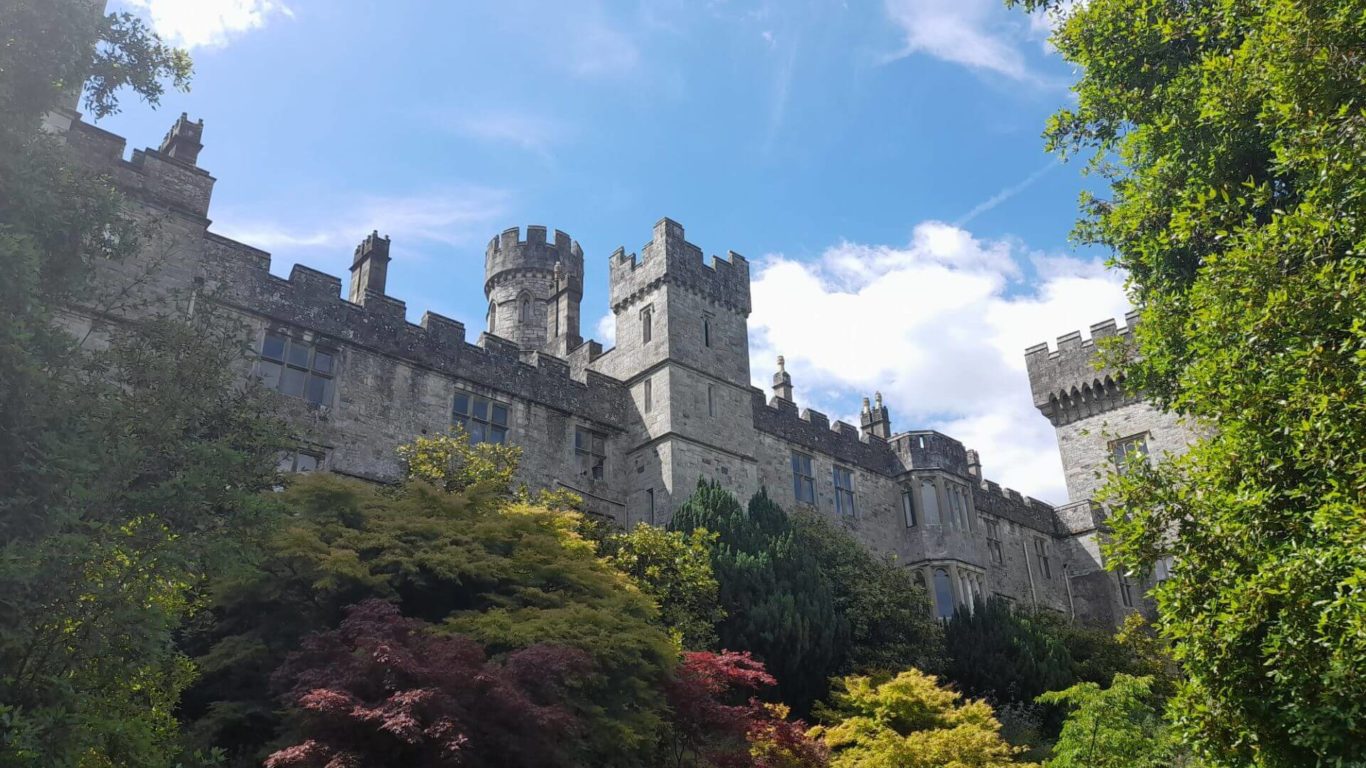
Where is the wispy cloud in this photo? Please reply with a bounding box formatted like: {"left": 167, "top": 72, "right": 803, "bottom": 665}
{"left": 954, "top": 158, "right": 1058, "bottom": 226}
{"left": 568, "top": 8, "right": 641, "bottom": 77}
{"left": 214, "top": 186, "right": 511, "bottom": 270}
{"left": 749, "top": 221, "right": 1129, "bottom": 502}
{"left": 439, "top": 110, "right": 565, "bottom": 158}
{"left": 119, "top": 0, "right": 292, "bottom": 49}
{"left": 883, "top": 0, "right": 1028, "bottom": 79}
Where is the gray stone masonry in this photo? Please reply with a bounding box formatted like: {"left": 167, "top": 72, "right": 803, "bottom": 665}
{"left": 54, "top": 110, "right": 1202, "bottom": 627}
{"left": 1025, "top": 318, "right": 1202, "bottom": 624}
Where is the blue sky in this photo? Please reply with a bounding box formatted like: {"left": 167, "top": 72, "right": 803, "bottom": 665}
{"left": 101, "top": 0, "right": 1130, "bottom": 503}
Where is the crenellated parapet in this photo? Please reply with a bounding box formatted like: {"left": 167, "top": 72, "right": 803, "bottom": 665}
{"left": 890, "top": 430, "right": 969, "bottom": 475}
{"left": 609, "top": 218, "right": 750, "bottom": 315}
{"left": 61, "top": 114, "right": 216, "bottom": 220}
{"left": 751, "top": 390, "right": 902, "bottom": 475}
{"left": 484, "top": 226, "right": 584, "bottom": 297}
{"left": 1024, "top": 313, "right": 1140, "bottom": 427}
{"left": 973, "top": 478, "right": 1059, "bottom": 534}
{"left": 196, "top": 233, "right": 626, "bottom": 427}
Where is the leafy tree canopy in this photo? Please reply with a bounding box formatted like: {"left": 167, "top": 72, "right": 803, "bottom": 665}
{"left": 1040, "top": 674, "right": 1207, "bottom": 768}
{"left": 1012, "top": 0, "right": 1366, "bottom": 763}
{"left": 810, "top": 668, "right": 1035, "bottom": 768}
{"left": 601, "top": 523, "right": 727, "bottom": 650}
{"left": 668, "top": 482, "right": 843, "bottom": 713}
{"left": 183, "top": 438, "right": 675, "bottom": 767}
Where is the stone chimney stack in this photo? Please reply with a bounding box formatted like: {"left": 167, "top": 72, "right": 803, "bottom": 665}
{"left": 772, "top": 356, "right": 794, "bottom": 401}
{"left": 861, "top": 391, "right": 891, "bottom": 439}
{"left": 348, "top": 230, "right": 392, "bottom": 304}
{"left": 966, "top": 448, "right": 982, "bottom": 478}
{"left": 158, "top": 113, "right": 204, "bottom": 165}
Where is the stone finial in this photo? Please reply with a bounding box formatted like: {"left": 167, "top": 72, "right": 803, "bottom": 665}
{"left": 966, "top": 448, "right": 982, "bottom": 478}
{"left": 158, "top": 112, "right": 204, "bottom": 165}
{"left": 875, "top": 391, "right": 884, "bottom": 408}
{"left": 861, "top": 396, "right": 871, "bottom": 414}
{"left": 772, "top": 355, "right": 794, "bottom": 401}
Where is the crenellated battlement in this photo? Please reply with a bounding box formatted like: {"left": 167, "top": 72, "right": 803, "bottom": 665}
{"left": 484, "top": 225, "right": 584, "bottom": 297}
{"left": 609, "top": 218, "right": 751, "bottom": 315}
{"left": 891, "top": 430, "right": 970, "bottom": 474}
{"left": 751, "top": 390, "right": 904, "bottom": 475}
{"left": 1024, "top": 312, "right": 1140, "bottom": 426}
{"left": 62, "top": 115, "right": 216, "bottom": 219}
{"left": 196, "top": 232, "right": 625, "bottom": 426}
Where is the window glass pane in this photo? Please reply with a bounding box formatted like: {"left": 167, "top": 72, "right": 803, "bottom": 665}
{"left": 312, "top": 350, "right": 334, "bottom": 374}
{"left": 286, "top": 341, "right": 310, "bottom": 368}
{"left": 258, "top": 361, "right": 282, "bottom": 390}
{"left": 933, "top": 569, "right": 955, "bottom": 619}
{"left": 262, "top": 333, "right": 286, "bottom": 361}
{"left": 575, "top": 428, "right": 586, "bottom": 450}
{"left": 454, "top": 415, "right": 468, "bottom": 431}
{"left": 468, "top": 421, "right": 485, "bottom": 443}
{"left": 280, "top": 367, "right": 307, "bottom": 397}
{"left": 491, "top": 404, "right": 508, "bottom": 426}
{"left": 489, "top": 426, "right": 507, "bottom": 444}
{"left": 920, "top": 480, "right": 940, "bottom": 525}
{"left": 903, "top": 492, "right": 916, "bottom": 526}
{"left": 305, "top": 375, "right": 330, "bottom": 406}
{"left": 454, "top": 393, "right": 470, "bottom": 416}
{"left": 472, "top": 398, "right": 489, "bottom": 420}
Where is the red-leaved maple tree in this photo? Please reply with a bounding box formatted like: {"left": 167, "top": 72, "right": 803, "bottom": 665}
{"left": 664, "top": 650, "right": 828, "bottom": 768}
{"left": 264, "top": 599, "right": 591, "bottom": 768}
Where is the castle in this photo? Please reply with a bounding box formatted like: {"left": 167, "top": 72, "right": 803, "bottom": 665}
{"left": 50, "top": 107, "right": 1196, "bottom": 627}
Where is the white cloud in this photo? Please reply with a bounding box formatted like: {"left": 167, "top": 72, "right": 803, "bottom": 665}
{"left": 748, "top": 221, "right": 1130, "bottom": 503}
{"left": 214, "top": 186, "right": 510, "bottom": 270}
{"left": 441, "top": 110, "right": 564, "bottom": 157}
{"left": 120, "top": 0, "right": 292, "bottom": 49}
{"left": 955, "top": 159, "right": 1058, "bottom": 226}
{"left": 596, "top": 312, "right": 616, "bottom": 346}
{"left": 883, "top": 0, "right": 1031, "bottom": 80}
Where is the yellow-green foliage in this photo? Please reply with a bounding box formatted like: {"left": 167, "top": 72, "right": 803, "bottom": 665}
{"left": 810, "top": 669, "right": 1035, "bottom": 768}
{"left": 396, "top": 427, "right": 521, "bottom": 493}
{"left": 601, "top": 523, "right": 725, "bottom": 650}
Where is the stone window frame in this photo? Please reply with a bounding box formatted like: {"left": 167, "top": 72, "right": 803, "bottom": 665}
{"left": 707, "top": 384, "right": 716, "bottom": 417}
{"left": 277, "top": 447, "right": 325, "bottom": 474}
{"left": 790, "top": 450, "right": 815, "bottom": 505}
{"left": 1119, "top": 573, "right": 1134, "bottom": 607}
{"left": 575, "top": 426, "right": 607, "bottom": 481}
{"left": 1033, "top": 537, "right": 1053, "bottom": 580}
{"left": 643, "top": 377, "right": 653, "bottom": 412}
{"left": 517, "top": 291, "right": 532, "bottom": 323}
{"left": 453, "top": 390, "right": 510, "bottom": 445}
{"left": 1109, "top": 432, "right": 1151, "bottom": 474}
{"left": 645, "top": 488, "right": 656, "bottom": 525}
{"left": 917, "top": 476, "right": 941, "bottom": 526}
{"left": 487, "top": 301, "right": 496, "bottom": 334}
{"left": 985, "top": 517, "right": 1004, "bottom": 564}
{"left": 641, "top": 304, "right": 653, "bottom": 344}
{"left": 833, "top": 465, "right": 856, "bottom": 518}
{"left": 702, "top": 313, "right": 713, "bottom": 348}
{"left": 944, "top": 481, "right": 973, "bottom": 532}
{"left": 257, "top": 329, "right": 337, "bottom": 409}
{"left": 901, "top": 489, "right": 917, "bottom": 527}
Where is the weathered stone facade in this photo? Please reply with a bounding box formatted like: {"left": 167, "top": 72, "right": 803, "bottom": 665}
{"left": 1025, "top": 319, "right": 1202, "bottom": 625}
{"left": 56, "top": 110, "right": 1193, "bottom": 626}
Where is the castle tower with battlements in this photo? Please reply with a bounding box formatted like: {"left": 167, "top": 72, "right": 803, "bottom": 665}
{"left": 48, "top": 105, "right": 1182, "bottom": 628}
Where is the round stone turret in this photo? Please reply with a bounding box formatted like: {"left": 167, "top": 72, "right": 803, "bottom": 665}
{"left": 483, "top": 226, "right": 584, "bottom": 352}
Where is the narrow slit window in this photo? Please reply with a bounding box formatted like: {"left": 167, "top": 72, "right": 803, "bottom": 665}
{"left": 641, "top": 305, "right": 653, "bottom": 343}
{"left": 902, "top": 490, "right": 917, "bottom": 527}
{"left": 707, "top": 384, "right": 715, "bottom": 416}
{"left": 643, "top": 378, "right": 653, "bottom": 411}
{"left": 703, "top": 316, "right": 711, "bottom": 347}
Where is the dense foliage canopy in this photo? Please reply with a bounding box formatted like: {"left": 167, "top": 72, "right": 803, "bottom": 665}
{"left": 1013, "top": 0, "right": 1366, "bottom": 763}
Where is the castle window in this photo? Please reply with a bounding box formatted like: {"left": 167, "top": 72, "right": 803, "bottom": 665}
{"left": 833, "top": 466, "right": 855, "bottom": 517}
{"left": 1154, "top": 555, "right": 1174, "bottom": 583}
{"left": 646, "top": 488, "right": 656, "bottom": 525}
{"left": 707, "top": 384, "right": 715, "bottom": 417}
{"left": 257, "top": 332, "right": 335, "bottom": 407}
{"left": 453, "top": 392, "right": 509, "bottom": 445}
{"left": 1119, "top": 574, "right": 1134, "bottom": 607}
{"left": 932, "top": 568, "right": 955, "bottom": 619}
{"left": 643, "top": 378, "right": 653, "bottom": 411}
{"left": 575, "top": 427, "right": 606, "bottom": 480}
{"left": 791, "top": 451, "right": 815, "bottom": 504}
{"left": 985, "top": 519, "right": 1004, "bottom": 564}
{"left": 945, "top": 483, "right": 972, "bottom": 531}
{"left": 1034, "top": 538, "right": 1052, "bottom": 580}
{"left": 641, "top": 305, "right": 653, "bottom": 343}
{"left": 518, "top": 294, "right": 531, "bottom": 323}
{"left": 1110, "top": 433, "right": 1150, "bottom": 474}
{"left": 277, "top": 449, "right": 324, "bottom": 473}
{"left": 918, "top": 478, "right": 940, "bottom": 526}
{"left": 487, "top": 301, "right": 496, "bottom": 334}
{"left": 902, "top": 490, "right": 916, "bottom": 527}
{"left": 703, "top": 315, "right": 712, "bottom": 348}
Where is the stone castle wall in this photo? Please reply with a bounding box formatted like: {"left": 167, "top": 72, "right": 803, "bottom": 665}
{"left": 58, "top": 109, "right": 1184, "bottom": 626}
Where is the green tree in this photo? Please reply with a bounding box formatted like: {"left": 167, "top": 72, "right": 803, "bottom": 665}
{"left": 944, "top": 598, "right": 1075, "bottom": 707}
{"left": 1013, "top": 0, "right": 1366, "bottom": 763}
{"left": 0, "top": 4, "right": 285, "bottom": 766}
{"left": 669, "top": 482, "right": 842, "bottom": 713}
{"left": 810, "top": 668, "right": 1036, "bottom": 768}
{"left": 1040, "top": 674, "right": 1205, "bottom": 768}
{"left": 789, "top": 510, "right": 944, "bottom": 676}
{"left": 182, "top": 440, "right": 676, "bottom": 767}
{"left": 601, "top": 523, "right": 726, "bottom": 650}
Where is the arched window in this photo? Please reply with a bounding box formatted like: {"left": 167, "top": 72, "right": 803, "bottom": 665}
{"left": 519, "top": 294, "right": 531, "bottom": 323}
{"left": 487, "top": 301, "right": 496, "bottom": 333}
{"left": 933, "top": 568, "right": 955, "bottom": 619}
